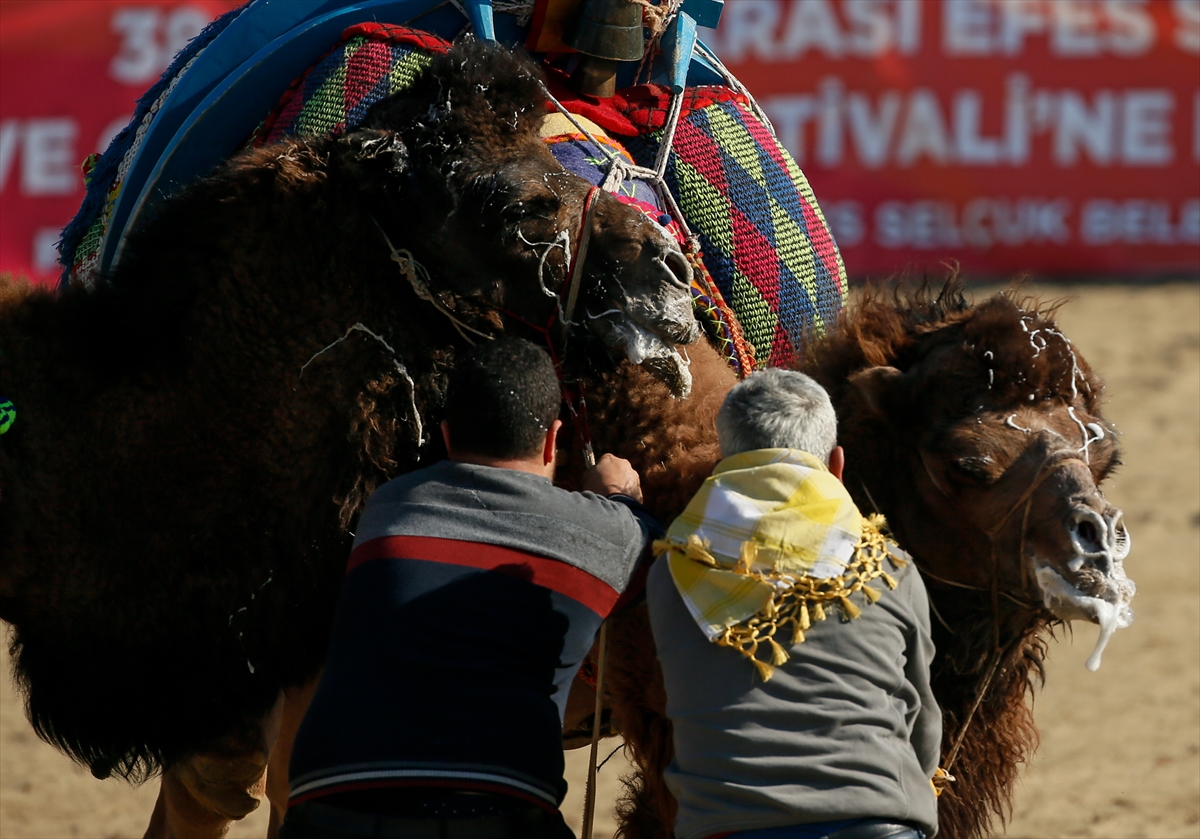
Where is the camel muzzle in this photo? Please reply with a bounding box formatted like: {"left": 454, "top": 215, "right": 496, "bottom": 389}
{"left": 1035, "top": 500, "right": 1136, "bottom": 671}
{"left": 585, "top": 266, "right": 699, "bottom": 397}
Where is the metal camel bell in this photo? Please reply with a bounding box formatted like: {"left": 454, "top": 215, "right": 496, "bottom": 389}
{"left": 565, "top": 0, "right": 645, "bottom": 61}
{"left": 565, "top": 0, "right": 646, "bottom": 97}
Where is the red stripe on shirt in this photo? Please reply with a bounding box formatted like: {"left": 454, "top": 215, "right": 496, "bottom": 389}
{"left": 347, "top": 535, "right": 620, "bottom": 616}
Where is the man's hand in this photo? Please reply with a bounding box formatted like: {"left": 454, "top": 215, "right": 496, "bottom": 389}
{"left": 582, "top": 454, "right": 643, "bottom": 503}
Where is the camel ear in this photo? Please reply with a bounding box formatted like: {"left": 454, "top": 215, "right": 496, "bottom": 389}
{"left": 847, "top": 366, "right": 908, "bottom": 421}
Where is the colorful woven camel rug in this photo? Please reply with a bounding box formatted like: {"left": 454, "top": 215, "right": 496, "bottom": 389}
{"left": 60, "top": 20, "right": 846, "bottom": 376}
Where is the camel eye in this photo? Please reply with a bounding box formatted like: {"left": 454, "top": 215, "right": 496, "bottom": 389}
{"left": 950, "top": 456, "right": 996, "bottom": 484}
{"left": 1093, "top": 451, "right": 1122, "bottom": 483}
{"left": 504, "top": 193, "right": 559, "bottom": 222}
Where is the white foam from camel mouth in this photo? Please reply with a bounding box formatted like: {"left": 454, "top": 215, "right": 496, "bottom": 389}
{"left": 643, "top": 348, "right": 692, "bottom": 399}
{"left": 590, "top": 311, "right": 694, "bottom": 397}
{"left": 1035, "top": 564, "right": 1135, "bottom": 671}
{"left": 622, "top": 320, "right": 692, "bottom": 398}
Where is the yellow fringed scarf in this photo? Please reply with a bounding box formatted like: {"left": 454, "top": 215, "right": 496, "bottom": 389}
{"left": 653, "top": 448, "right": 909, "bottom": 681}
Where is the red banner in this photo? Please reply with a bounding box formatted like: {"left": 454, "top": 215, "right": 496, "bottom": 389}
{"left": 707, "top": 0, "right": 1200, "bottom": 278}
{"left": 0, "top": 0, "right": 242, "bottom": 284}
{"left": 2, "top": 0, "right": 1197, "bottom": 283}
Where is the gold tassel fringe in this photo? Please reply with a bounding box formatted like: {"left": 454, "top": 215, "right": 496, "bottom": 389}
{"left": 699, "top": 515, "right": 905, "bottom": 680}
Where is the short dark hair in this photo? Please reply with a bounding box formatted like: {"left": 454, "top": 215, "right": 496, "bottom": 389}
{"left": 444, "top": 338, "right": 561, "bottom": 459}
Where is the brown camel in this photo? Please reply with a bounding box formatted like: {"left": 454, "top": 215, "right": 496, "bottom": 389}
{"left": 1, "top": 31, "right": 1133, "bottom": 839}
{"left": 0, "top": 40, "right": 699, "bottom": 837}
{"left": 577, "top": 280, "right": 1135, "bottom": 839}
{"left": 166, "top": 279, "right": 1133, "bottom": 838}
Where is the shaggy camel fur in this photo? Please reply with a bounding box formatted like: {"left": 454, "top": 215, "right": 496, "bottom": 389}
{"left": 0, "top": 40, "right": 699, "bottom": 834}
{"left": 579, "top": 280, "right": 1133, "bottom": 839}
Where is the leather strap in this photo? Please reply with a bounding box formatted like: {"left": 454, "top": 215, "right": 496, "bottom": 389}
{"left": 823, "top": 821, "right": 923, "bottom": 839}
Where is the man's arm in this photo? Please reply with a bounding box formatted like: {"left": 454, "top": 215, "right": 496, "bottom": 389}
{"left": 581, "top": 454, "right": 663, "bottom": 614}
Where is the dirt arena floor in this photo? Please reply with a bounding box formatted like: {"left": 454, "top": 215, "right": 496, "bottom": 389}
{"left": 1, "top": 281, "right": 1197, "bottom": 839}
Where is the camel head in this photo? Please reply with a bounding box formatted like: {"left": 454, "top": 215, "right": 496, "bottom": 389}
{"left": 833, "top": 286, "right": 1135, "bottom": 671}
{"left": 348, "top": 39, "right": 698, "bottom": 395}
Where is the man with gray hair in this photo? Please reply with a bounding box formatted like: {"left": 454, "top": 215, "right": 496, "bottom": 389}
{"left": 647, "top": 368, "right": 942, "bottom": 839}
{"left": 715, "top": 368, "right": 841, "bottom": 473}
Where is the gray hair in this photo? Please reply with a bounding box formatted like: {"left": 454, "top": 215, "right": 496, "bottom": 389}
{"left": 716, "top": 369, "right": 838, "bottom": 461}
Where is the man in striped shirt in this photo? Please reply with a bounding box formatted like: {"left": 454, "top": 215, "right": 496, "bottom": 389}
{"left": 283, "top": 337, "right": 657, "bottom": 838}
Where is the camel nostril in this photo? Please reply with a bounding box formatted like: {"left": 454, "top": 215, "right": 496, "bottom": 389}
{"left": 1075, "top": 519, "right": 1108, "bottom": 572}
{"left": 1069, "top": 507, "right": 1114, "bottom": 574}
{"left": 1068, "top": 505, "right": 1131, "bottom": 575}
{"left": 1076, "top": 519, "right": 1099, "bottom": 550}
{"left": 662, "top": 249, "right": 692, "bottom": 290}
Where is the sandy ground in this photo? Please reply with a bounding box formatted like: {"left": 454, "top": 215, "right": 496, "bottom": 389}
{"left": 1, "top": 282, "right": 1197, "bottom": 839}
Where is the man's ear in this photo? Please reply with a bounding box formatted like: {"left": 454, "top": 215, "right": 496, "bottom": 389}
{"left": 542, "top": 419, "right": 563, "bottom": 467}
{"left": 827, "top": 445, "right": 845, "bottom": 482}
{"left": 847, "top": 366, "right": 908, "bottom": 421}
{"left": 441, "top": 420, "right": 453, "bottom": 458}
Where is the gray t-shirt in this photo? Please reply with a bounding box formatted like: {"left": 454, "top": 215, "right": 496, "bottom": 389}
{"left": 646, "top": 553, "right": 941, "bottom": 839}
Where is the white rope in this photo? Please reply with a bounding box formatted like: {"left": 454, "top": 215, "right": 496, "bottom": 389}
{"left": 634, "top": 0, "right": 683, "bottom": 39}
{"left": 516, "top": 227, "right": 571, "bottom": 306}
{"left": 300, "top": 322, "right": 425, "bottom": 447}
{"left": 653, "top": 87, "right": 685, "bottom": 178}
{"left": 449, "top": 0, "right": 540, "bottom": 33}
{"left": 633, "top": 0, "right": 685, "bottom": 85}
{"left": 646, "top": 89, "right": 698, "bottom": 246}
{"left": 540, "top": 84, "right": 622, "bottom": 163}
{"left": 532, "top": 21, "right": 775, "bottom": 254}
{"left": 372, "top": 217, "right": 493, "bottom": 345}
{"left": 457, "top": 5, "right": 762, "bottom": 259}
{"left": 539, "top": 79, "right": 697, "bottom": 247}
{"left": 693, "top": 41, "right": 774, "bottom": 135}
{"left": 600, "top": 157, "right": 632, "bottom": 194}
{"left": 493, "top": 0, "right": 536, "bottom": 26}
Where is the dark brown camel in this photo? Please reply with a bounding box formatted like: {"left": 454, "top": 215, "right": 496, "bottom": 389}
{"left": 0, "top": 40, "right": 700, "bottom": 836}
{"left": 577, "top": 280, "right": 1134, "bottom": 839}
{"left": 0, "top": 32, "right": 1133, "bottom": 839}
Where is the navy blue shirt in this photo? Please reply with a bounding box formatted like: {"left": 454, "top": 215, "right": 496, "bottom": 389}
{"left": 289, "top": 461, "right": 655, "bottom": 810}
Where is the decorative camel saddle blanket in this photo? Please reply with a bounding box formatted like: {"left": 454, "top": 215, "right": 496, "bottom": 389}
{"left": 653, "top": 448, "right": 910, "bottom": 681}
{"left": 59, "top": 17, "right": 846, "bottom": 376}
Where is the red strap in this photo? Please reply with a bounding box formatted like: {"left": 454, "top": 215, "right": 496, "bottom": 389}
{"left": 347, "top": 535, "right": 620, "bottom": 616}
{"left": 562, "top": 185, "right": 602, "bottom": 325}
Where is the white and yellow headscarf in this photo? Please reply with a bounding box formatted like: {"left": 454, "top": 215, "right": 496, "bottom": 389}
{"left": 653, "top": 448, "right": 908, "bottom": 680}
